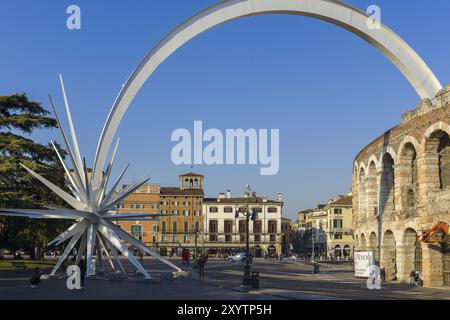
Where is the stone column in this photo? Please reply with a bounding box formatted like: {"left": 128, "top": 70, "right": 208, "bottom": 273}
{"left": 394, "top": 163, "right": 410, "bottom": 212}
{"left": 416, "top": 152, "right": 440, "bottom": 206}
{"left": 381, "top": 244, "right": 396, "bottom": 281}
{"left": 396, "top": 244, "right": 414, "bottom": 282}
{"left": 421, "top": 243, "right": 443, "bottom": 287}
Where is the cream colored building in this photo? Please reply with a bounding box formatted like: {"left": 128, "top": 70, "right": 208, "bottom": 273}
{"left": 325, "top": 195, "right": 353, "bottom": 259}
{"left": 202, "top": 191, "right": 284, "bottom": 257}
{"left": 294, "top": 194, "right": 354, "bottom": 259}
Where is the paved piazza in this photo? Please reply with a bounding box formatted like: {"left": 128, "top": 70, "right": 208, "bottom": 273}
{"left": 0, "top": 258, "right": 449, "bottom": 300}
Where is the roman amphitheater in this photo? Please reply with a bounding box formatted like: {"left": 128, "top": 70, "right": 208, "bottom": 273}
{"left": 353, "top": 85, "right": 450, "bottom": 287}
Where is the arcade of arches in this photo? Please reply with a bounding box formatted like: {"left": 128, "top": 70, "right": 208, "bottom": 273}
{"left": 353, "top": 86, "right": 450, "bottom": 287}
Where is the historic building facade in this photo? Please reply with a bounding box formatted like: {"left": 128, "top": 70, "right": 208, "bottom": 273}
{"left": 353, "top": 85, "right": 450, "bottom": 287}
{"left": 325, "top": 195, "right": 353, "bottom": 259}
{"left": 116, "top": 173, "right": 204, "bottom": 256}
{"left": 116, "top": 184, "right": 161, "bottom": 246}
{"left": 202, "top": 191, "right": 284, "bottom": 257}
{"left": 156, "top": 173, "right": 204, "bottom": 256}
{"left": 292, "top": 194, "right": 353, "bottom": 259}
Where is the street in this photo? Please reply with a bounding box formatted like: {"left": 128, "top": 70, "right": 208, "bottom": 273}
{"left": 0, "top": 258, "right": 449, "bottom": 300}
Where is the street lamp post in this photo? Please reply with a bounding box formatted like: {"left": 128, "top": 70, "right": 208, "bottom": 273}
{"left": 311, "top": 231, "right": 315, "bottom": 263}
{"left": 235, "top": 185, "right": 258, "bottom": 288}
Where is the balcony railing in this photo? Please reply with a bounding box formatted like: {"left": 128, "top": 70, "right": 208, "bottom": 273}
{"left": 203, "top": 232, "right": 279, "bottom": 244}
{"left": 329, "top": 227, "right": 352, "bottom": 234}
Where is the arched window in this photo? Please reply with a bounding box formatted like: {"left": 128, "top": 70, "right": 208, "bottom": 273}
{"left": 380, "top": 153, "right": 395, "bottom": 215}
{"left": 367, "top": 161, "right": 378, "bottom": 217}
{"left": 425, "top": 130, "right": 450, "bottom": 191}
{"left": 399, "top": 143, "right": 418, "bottom": 211}
{"left": 358, "top": 167, "right": 367, "bottom": 218}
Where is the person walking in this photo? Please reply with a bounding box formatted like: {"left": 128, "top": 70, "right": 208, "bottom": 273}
{"left": 409, "top": 268, "right": 416, "bottom": 285}
{"left": 380, "top": 267, "right": 386, "bottom": 281}
{"left": 30, "top": 268, "right": 42, "bottom": 288}
{"left": 78, "top": 259, "right": 87, "bottom": 289}
{"left": 198, "top": 254, "right": 208, "bottom": 279}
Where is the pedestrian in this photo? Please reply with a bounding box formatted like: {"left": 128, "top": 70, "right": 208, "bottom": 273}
{"left": 186, "top": 250, "right": 190, "bottom": 264}
{"left": 78, "top": 259, "right": 87, "bottom": 289}
{"left": 198, "top": 254, "right": 208, "bottom": 279}
{"left": 139, "top": 251, "right": 144, "bottom": 262}
{"left": 30, "top": 268, "right": 42, "bottom": 288}
{"left": 380, "top": 267, "right": 386, "bottom": 281}
{"left": 409, "top": 268, "right": 416, "bottom": 285}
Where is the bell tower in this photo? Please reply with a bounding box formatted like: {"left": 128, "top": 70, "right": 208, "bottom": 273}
{"left": 179, "top": 173, "right": 204, "bottom": 190}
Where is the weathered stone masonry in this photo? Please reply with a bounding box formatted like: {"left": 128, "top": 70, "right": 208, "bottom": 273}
{"left": 353, "top": 85, "right": 450, "bottom": 287}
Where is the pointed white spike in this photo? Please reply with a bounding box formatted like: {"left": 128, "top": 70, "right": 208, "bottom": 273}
{"left": 0, "top": 211, "right": 77, "bottom": 220}
{"left": 48, "top": 95, "right": 86, "bottom": 195}
{"left": 106, "top": 220, "right": 181, "bottom": 273}
{"left": 20, "top": 163, "right": 85, "bottom": 211}
{"left": 101, "top": 178, "right": 150, "bottom": 211}
{"left": 59, "top": 74, "right": 85, "bottom": 184}
{"left": 55, "top": 220, "right": 88, "bottom": 246}
{"left": 82, "top": 158, "right": 93, "bottom": 209}
{"left": 95, "top": 138, "right": 120, "bottom": 206}
{"left": 101, "top": 164, "right": 129, "bottom": 206}
{"left": 75, "top": 231, "right": 87, "bottom": 265}
{"left": 86, "top": 223, "right": 97, "bottom": 276}
{"left": 97, "top": 222, "right": 150, "bottom": 278}
{"left": 97, "top": 233, "right": 115, "bottom": 270}
{"left": 49, "top": 223, "right": 78, "bottom": 246}
{"left": 102, "top": 234, "right": 126, "bottom": 275}
{"left": 50, "top": 227, "right": 85, "bottom": 276}
{"left": 51, "top": 141, "right": 82, "bottom": 199}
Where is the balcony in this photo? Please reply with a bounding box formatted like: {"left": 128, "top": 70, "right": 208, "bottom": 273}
{"left": 329, "top": 227, "right": 352, "bottom": 234}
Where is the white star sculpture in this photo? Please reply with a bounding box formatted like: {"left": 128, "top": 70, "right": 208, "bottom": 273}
{"left": 0, "top": 75, "right": 182, "bottom": 279}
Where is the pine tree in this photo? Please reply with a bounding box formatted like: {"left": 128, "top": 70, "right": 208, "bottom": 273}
{"left": 0, "top": 93, "right": 69, "bottom": 260}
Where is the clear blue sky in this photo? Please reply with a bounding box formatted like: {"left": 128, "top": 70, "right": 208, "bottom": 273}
{"left": 1, "top": 1, "right": 449, "bottom": 220}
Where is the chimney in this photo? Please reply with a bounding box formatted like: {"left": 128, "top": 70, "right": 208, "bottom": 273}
{"left": 226, "top": 190, "right": 231, "bottom": 199}
{"left": 218, "top": 192, "right": 225, "bottom": 201}
{"left": 276, "top": 193, "right": 283, "bottom": 202}
{"left": 262, "top": 196, "right": 268, "bottom": 203}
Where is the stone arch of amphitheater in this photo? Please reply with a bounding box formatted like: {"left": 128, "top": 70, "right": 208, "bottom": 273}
{"left": 353, "top": 88, "right": 450, "bottom": 287}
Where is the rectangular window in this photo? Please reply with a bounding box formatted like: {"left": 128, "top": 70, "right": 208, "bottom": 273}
{"left": 173, "top": 222, "right": 178, "bottom": 233}
{"left": 268, "top": 207, "right": 278, "bottom": 213}
{"left": 194, "top": 222, "right": 200, "bottom": 232}
{"left": 334, "top": 208, "right": 342, "bottom": 214}
{"left": 224, "top": 220, "right": 233, "bottom": 233}
{"left": 152, "top": 225, "right": 159, "bottom": 232}
{"left": 268, "top": 221, "right": 277, "bottom": 233}
{"left": 184, "top": 221, "right": 189, "bottom": 233}
{"left": 161, "top": 221, "right": 167, "bottom": 233}
{"left": 333, "top": 219, "right": 343, "bottom": 228}
{"left": 224, "top": 207, "right": 233, "bottom": 213}
{"left": 131, "top": 225, "right": 142, "bottom": 238}
{"left": 209, "top": 220, "right": 218, "bottom": 233}
{"left": 209, "top": 207, "right": 218, "bottom": 213}
{"left": 184, "top": 210, "right": 190, "bottom": 216}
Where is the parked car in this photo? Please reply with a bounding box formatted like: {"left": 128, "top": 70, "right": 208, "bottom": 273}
{"left": 228, "top": 252, "right": 253, "bottom": 263}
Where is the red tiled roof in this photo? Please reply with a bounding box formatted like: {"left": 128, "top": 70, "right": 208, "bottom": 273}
{"left": 330, "top": 196, "right": 353, "bottom": 206}
{"left": 180, "top": 172, "right": 204, "bottom": 177}
{"left": 160, "top": 187, "right": 204, "bottom": 196}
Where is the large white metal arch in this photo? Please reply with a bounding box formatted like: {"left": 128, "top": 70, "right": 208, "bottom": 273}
{"left": 92, "top": 0, "right": 443, "bottom": 187}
